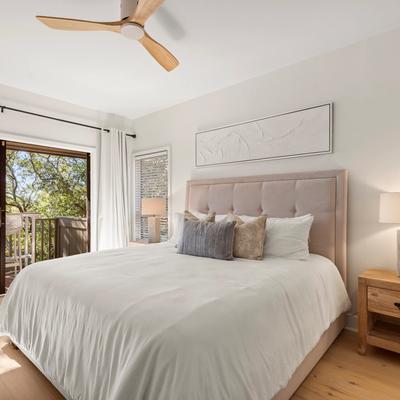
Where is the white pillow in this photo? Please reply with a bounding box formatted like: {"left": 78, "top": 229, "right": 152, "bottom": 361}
{"left": 263, "top": 214, "right": 314, "bottom": 260}
{"left": 169, "top": 212, "right": 185, "bottom": 245}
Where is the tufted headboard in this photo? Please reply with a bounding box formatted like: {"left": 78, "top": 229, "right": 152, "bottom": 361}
{"left": 186, "top": 170, "right": 348, "bottom": 286}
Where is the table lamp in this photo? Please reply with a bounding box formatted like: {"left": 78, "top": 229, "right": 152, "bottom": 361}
{"left": 141, "top": 197, "right": 166, "bottom": 243}
{"left": 379, "top": 192, "right": 400, "bottom": 275}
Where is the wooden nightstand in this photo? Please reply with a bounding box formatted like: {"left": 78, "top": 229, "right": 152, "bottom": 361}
{"left": 358, "top": 269, "right": 400, "bottom": 354}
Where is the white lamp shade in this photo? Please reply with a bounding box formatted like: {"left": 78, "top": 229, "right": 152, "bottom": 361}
{"left": 379, "top": 193, "right": 400, "bottom": 223}
{"left": 141, "top": 198, "right": 166, "bottom": 217}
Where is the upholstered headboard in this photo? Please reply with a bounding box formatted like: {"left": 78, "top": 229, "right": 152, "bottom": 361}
{"left": 186, "top": 170, "right": 348, "bottom": 286}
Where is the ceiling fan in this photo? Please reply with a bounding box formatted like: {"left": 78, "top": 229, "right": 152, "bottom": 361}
{"left": 36, "top": 0, "right": 179, "bottom": 71}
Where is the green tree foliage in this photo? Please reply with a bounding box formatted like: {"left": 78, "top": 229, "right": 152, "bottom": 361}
{"left": 6, "top": 151, "right": 87, "bottom": 218}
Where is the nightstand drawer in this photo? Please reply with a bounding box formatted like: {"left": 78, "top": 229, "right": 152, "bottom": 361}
{"left": 368, "top": 287, "right": 400, "bottom": 318}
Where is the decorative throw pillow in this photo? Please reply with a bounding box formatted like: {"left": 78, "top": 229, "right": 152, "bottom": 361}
{"left": 189, "top": 211, "right": 227, "bottom": 222}
{"left": 184, "top": 210, "right": 216, "bottom": 222}
{"left": 224, "top": 214, "right": 267, "bottom": 260}
{"left": 177, "top": 219, "right": 236, "bottom": 260}
{"left": 263, "top": 214, "right": 314, "bottom": 260}
{"left": 169, "top": 211, "right": 216, "bottom": 246}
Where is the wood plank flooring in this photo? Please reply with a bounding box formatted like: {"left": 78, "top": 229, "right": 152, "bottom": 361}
{"left": 0, "top": 335, "right": 63, "bottom": 400}
{"left": 0, "top": 301, "right": 400, "bottom": 400}
{"left": 292, "top": 330, "right": 400, "bottom": 400}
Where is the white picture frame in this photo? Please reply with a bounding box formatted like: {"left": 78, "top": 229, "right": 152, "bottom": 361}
{"left": 195, "top": 103, "right": 333, "bottom": 167}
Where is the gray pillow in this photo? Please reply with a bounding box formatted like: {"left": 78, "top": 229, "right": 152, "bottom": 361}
{"left": 177, "top": 219, "right": 236, "bottom": 260}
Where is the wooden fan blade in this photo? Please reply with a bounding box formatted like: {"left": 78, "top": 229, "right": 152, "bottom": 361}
{"left": 36, "top": 16, "right": 121, "bottom": 32}
{"left": 128, "top": 0, "right": 164, "bottom": 25}
{"left": 138, "top": 32, "right": 179, "bottom": 71}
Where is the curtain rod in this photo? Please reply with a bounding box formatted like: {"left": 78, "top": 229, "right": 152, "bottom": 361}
{"left": 0, "top": 105, "right": 136, "bottom": 139}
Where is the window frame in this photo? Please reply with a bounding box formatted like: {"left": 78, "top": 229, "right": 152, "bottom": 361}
{"left": 132, "top": 146, "right": 171, "bottom": 241}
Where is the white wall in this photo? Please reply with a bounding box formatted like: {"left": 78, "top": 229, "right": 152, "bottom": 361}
{"left": 0, "top": 83, "right": 135, "bottom": 250}
{"left": 131, "top": 28, "right": 400, "bottom": 325}
{"left": 0, "top": 83, "right": 136, "bottom": 147}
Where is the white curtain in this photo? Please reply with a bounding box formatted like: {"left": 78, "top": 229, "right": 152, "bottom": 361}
{"left": 97, "top": 128, "right": 130, "bottom": 250}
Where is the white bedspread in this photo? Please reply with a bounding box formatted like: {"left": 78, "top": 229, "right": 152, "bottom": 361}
{"left": 0, "top": 244, "right": 350, "bottom": 400}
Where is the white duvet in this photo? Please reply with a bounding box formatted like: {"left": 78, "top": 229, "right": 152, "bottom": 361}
{"left": 0, "top": 243, "right": 350, "bottom": 400}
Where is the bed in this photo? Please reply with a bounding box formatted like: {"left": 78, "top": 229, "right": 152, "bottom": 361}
{"left": 0, "top": 169, "right": 350, "bottom": 400}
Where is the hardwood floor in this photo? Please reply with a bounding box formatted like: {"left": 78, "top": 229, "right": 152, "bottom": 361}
{"left": 0, "top": 335, "right": 63, "bottom": 400}
{"left": 0, "top": 314, "right": 400, "bottom": 399}
{"left": 292, "top": 331, "right": 400, "bottom": 400}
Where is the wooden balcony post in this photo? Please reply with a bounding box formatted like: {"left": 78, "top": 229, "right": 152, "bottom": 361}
{"left": 40, "top": 220, "right": 44, "bottom": 261}
{"left": 31, "top": 215, "right": 36, "bottom": 264}
{"left": 55, "top": 218, "right": 60, "bottom": 258}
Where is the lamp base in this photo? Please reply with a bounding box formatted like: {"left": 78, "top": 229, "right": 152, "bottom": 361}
{"left": 148, "top": 216, "right": 161, "bottom": 243}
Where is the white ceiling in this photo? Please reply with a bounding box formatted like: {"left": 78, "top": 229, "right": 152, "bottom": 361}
{"left": 2, "top": 0, "right": 400, "bottom": 119}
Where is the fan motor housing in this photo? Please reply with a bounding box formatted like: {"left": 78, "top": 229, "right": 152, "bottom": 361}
{"left": 121, "top": 23, "right": 145, "bottom": 40}
{"left": 121, "top": 0, "right": 139, "bottom": 19}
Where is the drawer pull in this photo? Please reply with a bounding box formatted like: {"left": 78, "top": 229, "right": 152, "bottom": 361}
{"left": 394, "top": 302, "right": 400, "bottom": 310}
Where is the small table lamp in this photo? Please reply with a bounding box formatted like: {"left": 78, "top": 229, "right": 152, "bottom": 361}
{"left": 379, "top": 192, "right": 400, "bottom": 275}
{"left": 141, "top": 198, "right": 166, "bottom": 243}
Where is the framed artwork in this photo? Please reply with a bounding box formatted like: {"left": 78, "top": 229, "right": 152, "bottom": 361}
{"left": 195, "top": 103, "right": 332, "bottom": 167}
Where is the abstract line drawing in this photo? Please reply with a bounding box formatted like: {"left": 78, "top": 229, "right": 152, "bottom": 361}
{"left": 195, "top": 103, "right": 332, "bottom": 167}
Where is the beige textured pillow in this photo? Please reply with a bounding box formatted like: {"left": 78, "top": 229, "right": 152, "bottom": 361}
{"left": 184, "top": 210, "right": 216, "bottom": 223}
{"left": 224, "top": 214, "right": 267, "bottom": 260}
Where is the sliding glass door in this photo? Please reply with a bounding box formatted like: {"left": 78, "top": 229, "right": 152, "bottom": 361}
{"left": 0, "top": 140, "right": 91, "bottom": 295}
{"left": 0, "top": 141, "right": 6, "bottom": 294}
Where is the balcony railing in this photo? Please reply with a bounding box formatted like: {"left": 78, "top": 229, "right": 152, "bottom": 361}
{"left": 6, "top": 214, "right": 88, "bottom": 272}
{"left": 35, "top": 218, "right": 57, "bottom": 261}
{"left": 36, "top": 216, "right": 89, "bottom": 262}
